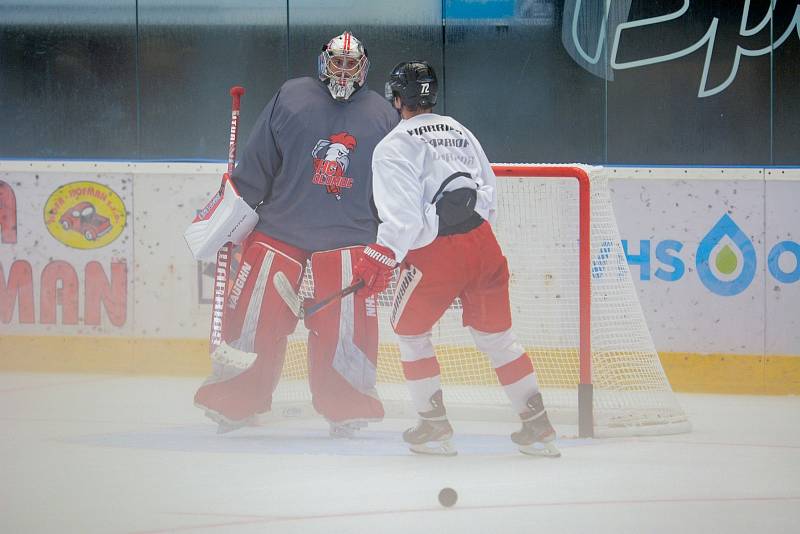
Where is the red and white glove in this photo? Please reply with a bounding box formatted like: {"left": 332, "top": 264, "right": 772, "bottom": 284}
{"left": 352, "top": 244, "right": 398, "bottom": 298}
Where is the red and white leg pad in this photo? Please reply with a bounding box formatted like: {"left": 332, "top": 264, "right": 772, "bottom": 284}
{"left": 304, "top": 246, "right": 384, "bottom": 423}
{"left": 194, "top": 237, "right": 304, "bottom": 425}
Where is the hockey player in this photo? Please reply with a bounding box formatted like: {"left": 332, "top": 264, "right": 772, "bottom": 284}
{"left": 352, "top": 61, "right": 560, "bottom": 457}
{"left": 188, "top": 32, "right": 399, "bottom": 437}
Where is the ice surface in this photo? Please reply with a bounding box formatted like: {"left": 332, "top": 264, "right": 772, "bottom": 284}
{"left": 1, "top": 372, "right": 799, "bottom": 533}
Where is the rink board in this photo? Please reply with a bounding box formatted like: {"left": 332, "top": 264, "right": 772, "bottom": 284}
{"left": 1, "top": 161, "right": 799, "bottom": 394}
{"left": 1, "top": 334, "right": 799, "bottom": 395}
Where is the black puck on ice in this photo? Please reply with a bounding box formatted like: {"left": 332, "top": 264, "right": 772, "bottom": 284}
{"left": 438, "top": 487, "right": 458, "bottom": 508}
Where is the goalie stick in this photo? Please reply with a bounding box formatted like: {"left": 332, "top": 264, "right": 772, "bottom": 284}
{"left": 273, "top": 271, "right": 365, "bottom": 319}
{"left": 208, "top": 85, "right": 245, "bottom": 352}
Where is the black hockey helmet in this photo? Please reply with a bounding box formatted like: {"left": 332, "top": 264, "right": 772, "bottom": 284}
{"left": 384, "top": 61, "right": 438, "bottom": 110}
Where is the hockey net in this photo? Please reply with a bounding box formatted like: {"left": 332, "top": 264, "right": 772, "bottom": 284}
{"left": 272, "top": 164, "right": 690, "bottom": 437}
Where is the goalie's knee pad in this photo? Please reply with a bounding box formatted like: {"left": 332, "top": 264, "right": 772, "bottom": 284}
{"left": 305, "top": 246, "right": 384, "bottom": 422}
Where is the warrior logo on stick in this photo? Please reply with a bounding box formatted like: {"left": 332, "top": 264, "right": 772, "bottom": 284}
{"left": 311, "top": 131, "right": 357, "bottom": 200}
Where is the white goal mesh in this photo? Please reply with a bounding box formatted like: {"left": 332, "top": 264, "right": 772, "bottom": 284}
{"left": 272, "top": 164, "right": 690, "bottom": 437}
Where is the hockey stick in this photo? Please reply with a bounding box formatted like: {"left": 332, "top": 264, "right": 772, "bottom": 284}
{"left": 273, "top": 271, "right": 365, "bottom": 319}
{"left": 208, "top": 85, "right": 245, "bottom": 352}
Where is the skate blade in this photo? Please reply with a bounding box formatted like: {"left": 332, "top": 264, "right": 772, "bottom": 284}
{"left": 409, "top": 440, "right": 457, "bottom": 457}
{"left": 328, "top": 418, "right": 379, "bottom": 438}
{"left": 216, "top": 418, "right": 250, "bottom": 434}
{"left": 519, "top": 441, "right": 561, "bottom": 458}
{"left": 329, "top": 425, "right": 357, "bottom": 439}
{"left": 197, "top": 408, "right": 252, "bottom": 434}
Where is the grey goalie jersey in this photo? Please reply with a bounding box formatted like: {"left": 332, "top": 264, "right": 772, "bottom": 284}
{"left": 231, "top": 77, "right": 399, "bottom": 252}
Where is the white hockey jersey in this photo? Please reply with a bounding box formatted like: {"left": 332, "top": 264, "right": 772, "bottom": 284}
{"left": 371, "top": 113, "right": 497, "bottom": 262}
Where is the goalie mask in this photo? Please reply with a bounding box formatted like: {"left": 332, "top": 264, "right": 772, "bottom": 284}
{"left": 318, "top": 31, "right": 369, "bottom": 101}
{"left": 385, "top": 61, "right": 438, "bottom": 110}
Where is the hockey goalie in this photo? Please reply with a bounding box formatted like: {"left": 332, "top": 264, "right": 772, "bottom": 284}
{"left": 184, "top": 31, "right": 399, "bottom": 436}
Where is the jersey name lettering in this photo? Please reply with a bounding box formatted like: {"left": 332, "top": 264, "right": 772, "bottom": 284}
{"left": 427, "top": 138, "right": 469, "bottom": 148}
{"left": 433, "top": 152, "right": 476, "bottom": 165}
{"left": 405, "top": 123, "right": 462, "bottom": 136}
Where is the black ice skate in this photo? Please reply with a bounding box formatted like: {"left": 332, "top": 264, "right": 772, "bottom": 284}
{"left": 403, "top": 390, "right": 456, "bottom": 456}
{"left": 511, "top": 392, "right": 561, "bottom": 457}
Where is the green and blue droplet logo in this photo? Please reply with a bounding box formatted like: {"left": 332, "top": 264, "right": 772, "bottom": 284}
{"left": 696, "top": 214, "right": 756, "bottom": 296}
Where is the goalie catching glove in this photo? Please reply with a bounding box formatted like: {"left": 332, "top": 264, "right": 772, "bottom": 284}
{"left": 352, "top": 244, "right": 398, "bottom": 297}
{"left": 184, "top": 173, "right": 259, "bottom": 261}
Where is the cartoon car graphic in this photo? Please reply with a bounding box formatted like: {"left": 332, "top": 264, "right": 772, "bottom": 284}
{"left": 59, "top": 201, "right": 112, "bottom": 241}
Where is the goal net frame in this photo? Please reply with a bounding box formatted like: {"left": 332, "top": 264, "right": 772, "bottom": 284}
{"left": 268, "top": 164, "right": 691, "bottom": 438}
{"left": 495, "top": 164, "right": 594, "bottom": 437}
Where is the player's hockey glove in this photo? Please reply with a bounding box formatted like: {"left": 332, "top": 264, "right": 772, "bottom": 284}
{"left": 353, "top": 244, "right": 398, "bottom": 297}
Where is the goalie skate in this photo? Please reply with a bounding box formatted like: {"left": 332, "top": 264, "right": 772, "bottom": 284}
{"left": 511, "top": 392, "right": 561, "bottom": 458}
{"left": 403, "top": 390, "right": 457, "bottom": 456}
{"left": 329, "top": 419, "right": 369, "bottom": 439}
{"left": 203, "top": 410, "right": 257, "bottom": 434}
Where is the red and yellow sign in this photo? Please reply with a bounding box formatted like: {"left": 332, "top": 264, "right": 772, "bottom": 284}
{"left": 43, "top": 181, "right": 126, "bottom": 249}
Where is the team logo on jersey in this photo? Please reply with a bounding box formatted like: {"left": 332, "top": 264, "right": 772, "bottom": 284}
{"left": 311, "top": 132, "right": 357, "bottom": 200}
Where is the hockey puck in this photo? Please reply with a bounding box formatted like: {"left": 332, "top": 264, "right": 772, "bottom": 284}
{"left": 438, "top": 487, "right": 458, "bottom": 508}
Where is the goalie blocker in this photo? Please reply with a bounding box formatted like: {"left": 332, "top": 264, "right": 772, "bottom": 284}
{"left": 183, "top": 173, "right": 259, "bottom": 262}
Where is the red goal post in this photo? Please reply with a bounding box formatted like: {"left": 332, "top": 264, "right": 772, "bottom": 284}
{"left": 493, "top": 164, "right": 593, "bottom": 437}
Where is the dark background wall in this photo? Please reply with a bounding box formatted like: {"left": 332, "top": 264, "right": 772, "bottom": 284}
{"left": 1, "top": 0, "right": 797, "bottom": 165}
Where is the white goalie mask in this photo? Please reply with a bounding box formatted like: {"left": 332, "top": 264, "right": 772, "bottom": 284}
{"left": 318, "top": 31, "right": 369, "bottom": 101}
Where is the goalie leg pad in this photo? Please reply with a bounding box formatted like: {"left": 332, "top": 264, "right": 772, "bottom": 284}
{"left": 194, "top": 234, "right": 306, "bottom": 424}
{"left": 305, "top": 246, "right": 384, "bottom": 423}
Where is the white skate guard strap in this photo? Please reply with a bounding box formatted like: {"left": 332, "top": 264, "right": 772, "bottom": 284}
{"left": 184, "top": 174, "right": 259, "bottom": 261}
